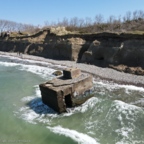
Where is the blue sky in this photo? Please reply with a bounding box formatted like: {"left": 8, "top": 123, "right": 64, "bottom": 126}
{"left": 0, "top": 0, "right": 144, "bottom": 26}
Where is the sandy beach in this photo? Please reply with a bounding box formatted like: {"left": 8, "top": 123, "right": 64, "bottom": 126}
{"left": 0, "top": 51, "right": 144, "bottom": 87}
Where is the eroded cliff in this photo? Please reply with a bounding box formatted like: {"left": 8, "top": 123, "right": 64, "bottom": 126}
{"left": 0, "top": 28, "right": 144, "bottom": 75}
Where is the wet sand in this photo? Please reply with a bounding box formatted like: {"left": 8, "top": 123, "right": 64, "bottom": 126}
{"left": 0, "top": 51, "right": 144, "bottom": 87}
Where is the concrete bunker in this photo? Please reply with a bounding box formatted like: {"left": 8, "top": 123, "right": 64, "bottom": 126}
{"left": 39, "top": 68, "right": 93, "bottom": 113}
{"left": 65, "top": 94, "right": 72, "bottom": 108}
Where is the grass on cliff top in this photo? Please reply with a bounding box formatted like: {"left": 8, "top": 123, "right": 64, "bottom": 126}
{"left": 8, "top": 29, "right": 144, "bottom": 40}
{"left": 126, "top": 30, "right": 144, "bottom": 35}
{"left": 10, "top": 32, "right": 29, "bottom": 37}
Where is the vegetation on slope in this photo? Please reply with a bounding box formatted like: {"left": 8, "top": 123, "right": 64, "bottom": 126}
{"left": 0, "top": 10, "right": 144, "bottom": 35}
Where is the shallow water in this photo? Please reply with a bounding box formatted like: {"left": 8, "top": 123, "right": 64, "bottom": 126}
{"left": 0, "top": 56, "right": 144, "bottom": 144}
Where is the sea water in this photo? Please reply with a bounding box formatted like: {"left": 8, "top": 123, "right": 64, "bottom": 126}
{"left": 0, "top": 56, "right": 144, "bottom": 144}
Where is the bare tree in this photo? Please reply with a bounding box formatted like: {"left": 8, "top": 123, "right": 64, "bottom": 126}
{"left": 125, "top": 11, "right": 132, "bottom": 22}
{"left": 69, "top": 17, "right": 79, "bottom": 27}
{"left": 78, "top": 18, "right": 85, "bottom": 27}
{"left": 133, "top": 10, "right": 139, "bottom": 20}
{"left": 44, "top": 21, "right": 50, "bottom": 27}
{"left": 107, "top": 15, "right": 116, "bottom": 31}
{"left": 1, "top": 9, "right": 144, "bottom": 35}
{"left": 107, "top": 15, "right": 115, "bottom": 23}
{"left": 0, "top": 20, "right": 8, "bottom": 32}
{"left": 137, "top": 10, "right": 144, "bottom": 19}
{"left": 61, "top": 17, "right": 69, "bottom": 27}
{"left": 94, "top": 14, "right": 104, "bottom": 24}
{"left": 84, "top": 17, "right": 92, "bottom": 27}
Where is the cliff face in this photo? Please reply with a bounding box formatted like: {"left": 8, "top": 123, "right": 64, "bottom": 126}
{"left": 81, "top": 39, "right": 144, "bottom": 67}
{"left": 0, "top": 28, "right": 144, "bottom": 75}
{"left": 0, "top": 29, "right": 90, "bottom": 61}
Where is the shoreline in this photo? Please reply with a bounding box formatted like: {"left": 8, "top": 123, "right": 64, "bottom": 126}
{"left": 0, "top": 51, "right": 144, "bottom": 87}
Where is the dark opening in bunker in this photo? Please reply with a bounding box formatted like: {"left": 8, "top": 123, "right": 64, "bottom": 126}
{"left": 65, "top": 94, "right": 72, "bottom": 108}
{"left": 97, "top": 57, "right": 104, "bottom": 60}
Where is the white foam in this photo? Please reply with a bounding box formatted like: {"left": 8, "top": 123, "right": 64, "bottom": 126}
{"left": 21, "top": 96, "right": 35, "bottom": 102}
{"left": 116, "top": 141, "right": 144, "bottom": 144}
{"left": 0, "top": 61, "right": 19, "bottom": 67}
{"left": 113, "top": 100, "right": 142, "bottom": 112}
{"left": 17, "top": 89, "right": 57, "bottom": 124}
{"left": 93, "top": 81, "right": 144, "bottom": 93}
{"left": 0, "top": 60, "right": 55, "bottom": 79}
{"left": 0, "top": 54, "right": 67, "bottom": 69}
{"left": 0, "top": 56, "right": 61, "bottom": 79}
{"left": 21, "top": 86, "right": 41, "bottom": 102}
{"left": 20, "top": 108, "right": 39, "bottom": 124}
{"left": 110, "top": 100, "right": 144, "bottom": 143}
{"left": 0, "top": 54, "right": 20, "bottom": 60}
{"left": 115, "top": 127, "right": 133, "bottom": 138}
{"left": 2, "top": 55, "right": 144, "bottom": 93}
{"left": 47, "top": 126, "right": 99, "bottom": 144}
{"left": 18, "top": 95, "right": 99, "bottom": 125}
{"left": 18, "top": 64, "right": 55, "bottom": 79}
{"left": 14, "top": 82, "right": 57, "bottom": 124}
{"left": 105, "top": 100, "right": 142, "bottom": 127}
{"left": 130, "top": 98, "right": 144, "bottom": 106}
{"left": 64, "top": 97, "right": 100, "bottom": 116}
{"left": 121, "top": 85, "right": 144, "bottom": 92}
{"left": 18, "top": 101, "right": 57, "bottom": 124}
{"left": 33, "top": 85, "right": 41, "bottom": 97}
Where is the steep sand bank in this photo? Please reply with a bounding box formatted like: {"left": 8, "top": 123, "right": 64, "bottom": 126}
{"left": 0, "top": 51, "right": 144, "bottom": 87}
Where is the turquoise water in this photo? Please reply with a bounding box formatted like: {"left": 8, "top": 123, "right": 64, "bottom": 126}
{"left": 0, "top": 56, "right": 144, "bottom": 144}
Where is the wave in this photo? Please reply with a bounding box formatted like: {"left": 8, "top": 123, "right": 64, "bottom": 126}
{"left": 0, "top": 54, "right": 67, "bottom": 68}
{"left": 1, "top": 54, "right": 144, "bottom": 93}
{"left": 3, "top": 54, "right": 144, "bottom": 143}
{"left": 65, "top": 97, "right": 100, "bottom": 115}
{"left": 18, "top": 98, "right": 57, "bottom": 124}
{"left": 18, "top": 92, "right": 99, "bottom": 124}
{"left": 18, "top": 64, "right": 55, "bottom": 79}
{"left": 15, "top": 85, "right": 144, "bottom": 143}
{"left": 0, "top": 59, "right": 55, "bottom": 79}
{"left": 0, "top": 61, "right": 19, "bottom": 67}
{"left": 47, "top": 126, "right": 99, "bottom": 144}
{"left": 94, "top": 81, "right": 144, "bottom": 93}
